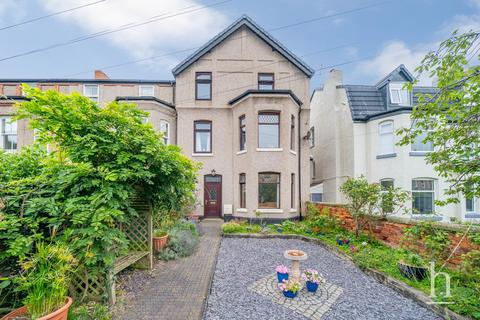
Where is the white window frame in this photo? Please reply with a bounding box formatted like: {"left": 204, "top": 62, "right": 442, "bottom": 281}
{"left": 1, "top": 116, "right": 18, "bottom": 151}
{"left": 83, "top": 84, "right": 99, "bottom": 102}
{"left": 412, "top": 178, "right": 436, "bottom": 214}
{"left": 389, "top": 82, "right": 411, "bottom": 106}
{"left": 378, "top": 120, "right": 394, "bottom": 155}
{"left": 160, "top": 120, "right": 170, "bottom": 145}
{"left": 139, "top": 85, "right": 155, "bottom": 97}
{"left": 411, "top": 121, "right": 434, "bottom": 153}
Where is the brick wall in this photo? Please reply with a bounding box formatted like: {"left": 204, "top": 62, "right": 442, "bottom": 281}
{"left": 313, "top": 203, "right": 480, "bottom": 266}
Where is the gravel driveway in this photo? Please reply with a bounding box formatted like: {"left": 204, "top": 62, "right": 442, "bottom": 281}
{"left": 203, "top": 237, "right": 441, "bottom": 320}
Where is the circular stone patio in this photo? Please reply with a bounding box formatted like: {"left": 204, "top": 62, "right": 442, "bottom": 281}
{"left": 203, "top": 237, "right": 441, "bottom": 320}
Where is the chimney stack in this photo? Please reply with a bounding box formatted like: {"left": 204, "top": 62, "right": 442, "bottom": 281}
{"left": 94, "top": 70, "right": 109, "bottom": 80}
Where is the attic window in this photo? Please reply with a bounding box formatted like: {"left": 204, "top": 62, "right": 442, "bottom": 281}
{"left": 389, "top": 82, "right": 410, "bottom": 106}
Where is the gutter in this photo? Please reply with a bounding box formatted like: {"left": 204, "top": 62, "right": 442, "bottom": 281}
{"left": 298, "top": 108, "right": 302, "bottom": 221}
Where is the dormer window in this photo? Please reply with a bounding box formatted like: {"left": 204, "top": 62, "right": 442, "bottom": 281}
{"left": 389, "top": 82, "right": 410, "bottom": 106}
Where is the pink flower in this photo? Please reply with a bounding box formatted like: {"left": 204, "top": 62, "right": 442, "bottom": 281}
{"left": 276, "top": 264, "right": 289, "bottom": 274}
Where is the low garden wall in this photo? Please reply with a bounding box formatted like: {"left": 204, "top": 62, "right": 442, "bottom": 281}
{"left": 311, "top": 202, "right": 480, "bottom": 266}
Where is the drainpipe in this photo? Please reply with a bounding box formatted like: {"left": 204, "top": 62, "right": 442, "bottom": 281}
{"left": 298, "top": 107, "right": 302, "bottom": 221}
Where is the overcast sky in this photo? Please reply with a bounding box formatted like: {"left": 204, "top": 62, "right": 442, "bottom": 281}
{"left": 0, "top": 0, "right": 479, "bottom": 89}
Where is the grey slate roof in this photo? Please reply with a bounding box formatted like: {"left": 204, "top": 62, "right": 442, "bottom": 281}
{"left": 171, "top": 15, "right": 315, "bottom": 77}
{"left": 340, "top": 65, "right": 438, "bottom": 122}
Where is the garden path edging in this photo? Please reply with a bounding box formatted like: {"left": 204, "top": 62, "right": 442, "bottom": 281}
{"left": 221, "top": 233, "right": 470, "bottom": 320}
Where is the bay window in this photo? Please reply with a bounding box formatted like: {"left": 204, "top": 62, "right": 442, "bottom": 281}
{"left": 239, "top": 173, "right": 246, "bottom": 208}
{"left": 258, "top": 112, "right": 279, "bottom": 149}
{"left": 239, "top": 115, "right": 246, "bottom": 151}
{"left": 160, "top": 120, "right": 170, "bottom": 145}
{"left": 258, "top": 172, "right": 280, "bottom": 208}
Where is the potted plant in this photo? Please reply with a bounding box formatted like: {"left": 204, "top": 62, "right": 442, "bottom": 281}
{"left": 152, "top": 228, "right": 169, "bottom": 252}
{"left": 2, "top": 242, "right": 76, "bottom": 320}
{"left": 301, "top": 269, "right": 325, "bottom": 293}
{"left": 278, "top": 279, "right": 302, "bottom": 298}
{"left": 398, "top": 253, "right": 428, "bottom": 281}
{"left": 336, "top": 234, "right": 350, "bottom": 246}
{"left": 275, "top": 265, "right": 289, "bottom": 283}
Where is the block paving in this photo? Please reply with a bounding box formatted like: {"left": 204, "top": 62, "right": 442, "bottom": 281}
{"left": 248, "top": 273, "right": 343, "bottom": 320}
{"left": 113, "top": 219, "right": 222, "bottom": 320}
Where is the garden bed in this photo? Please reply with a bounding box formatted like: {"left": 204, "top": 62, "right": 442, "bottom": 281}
{"left": 220, "top": 218, "right": 479, "bottom": 319}
{"left": 204, "top": 236, "right": 442, "bottom": 320}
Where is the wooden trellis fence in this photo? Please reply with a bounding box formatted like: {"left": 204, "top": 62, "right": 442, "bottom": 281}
{"left": 70, "top": 197, "right": 153, "bottom": 305}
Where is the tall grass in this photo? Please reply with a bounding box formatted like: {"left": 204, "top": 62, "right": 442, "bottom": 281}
{"left": 19, "top": 242, "right": 76, "bottom": 319}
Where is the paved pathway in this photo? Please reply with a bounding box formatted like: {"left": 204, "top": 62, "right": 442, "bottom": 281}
{"left": 113, "top": 219, "right": 222, "bottom": 320}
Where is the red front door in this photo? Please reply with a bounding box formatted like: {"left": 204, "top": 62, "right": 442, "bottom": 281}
{"left": 204, "top": 175, "right": 222, "bottom": 218}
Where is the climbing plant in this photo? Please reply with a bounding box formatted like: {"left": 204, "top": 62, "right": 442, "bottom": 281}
{"left": 0, "top": 87, "right": 198, "bottom": 305}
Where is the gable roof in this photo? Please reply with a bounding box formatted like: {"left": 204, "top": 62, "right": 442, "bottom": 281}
{"left": 375, "top": 64, "right": 415, "bottom": 88}
{"left": 171, "top": 15, "right": 315, "bottom": 77}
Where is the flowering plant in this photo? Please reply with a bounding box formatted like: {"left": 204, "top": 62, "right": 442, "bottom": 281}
{"left": 278, "top": 279, "right": 302, "bottom": 293}
{"left": 301, "top": 269, "right": 325, "bottom": 285}
{"left": 275, "top": 265, "right": 289, "bottom": 274}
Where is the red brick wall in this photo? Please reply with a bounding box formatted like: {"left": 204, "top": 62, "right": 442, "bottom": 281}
{"left": 313, "top": 203, "right": 480, "bottom": 266}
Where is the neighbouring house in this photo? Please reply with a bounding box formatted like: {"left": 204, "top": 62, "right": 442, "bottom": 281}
{"left": 309, "top": 65, "right": 479, "bottom": 223}
{"left": 0, "top": 15, "right": 314, "bottom": 221}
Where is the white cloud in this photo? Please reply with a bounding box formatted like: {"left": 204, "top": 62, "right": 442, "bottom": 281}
{"left": 354, "top": 0, "right": 480, "bottom": 85}
{"left": 355, "top": 41, "right": 431, "bottom": 85}
{"left": 39, "top": 0, "right": 229, "bottom": 70}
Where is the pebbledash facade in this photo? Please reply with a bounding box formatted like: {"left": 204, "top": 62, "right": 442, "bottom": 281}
{"left": 309, "top": 65, "right": 479, "bottom": 223}
{"left": 0, "top": 16, "right": 313, "bottom": 221}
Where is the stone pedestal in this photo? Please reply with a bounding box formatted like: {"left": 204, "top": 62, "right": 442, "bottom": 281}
{"left": 284, "top": 250, "right": 308, "bottom": 282}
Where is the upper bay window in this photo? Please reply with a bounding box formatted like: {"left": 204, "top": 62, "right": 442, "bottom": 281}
{"left": 194, "top": 120, "right": 212, "bottom": 153}
{"left": 290, "top": 115, "right": 295, "bottom": 151}
{"left": 239, "top": 115, "right": 246, "bottom": 151}
{"left": 139, "top": 85, "right": 155, "bottom": 96}
{"left": 258, "top": 73, "right": 274, "bottom": 90}
{"left": 1, "top": 116, "right": 17, "bottom": 151}
{"left": 84, "top": 84, "right": 99, "bottom": 102}
{"left": 258, "top": 112, "right": 280, "bottom": 149}
{"left": 195, "top": 72, "right": 212, "bottom": 100}
{"left": 389, "top": 82, "right": 411, "bottom": 106}
{"left": 378, "top": 120, "right": 394, "bottom": 155}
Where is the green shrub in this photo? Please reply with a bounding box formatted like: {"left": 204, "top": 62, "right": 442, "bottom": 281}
{"left": 306, "top": 203, "right": 320, "bottom": 220}
{"left": 157, "top": 221, "right": 199, "bottom": 261}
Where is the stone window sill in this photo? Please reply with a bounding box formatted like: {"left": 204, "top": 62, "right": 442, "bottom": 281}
{"left": 257, "top": 208, "right": 283, "bottom": 213}
{"left": 192, "top": 153, "right": 214, "bottom": 157}
{"left": 465, "top": 213, "right": 480, "bottom": 219}
{"left": 409, "top": 151, "right": 431, "bottom": 157}
{"left": 236, "top": 208, "right": 248, "bottom": 213}
{"left": 236, "top": 150, "right": 247, "bottom": 155}
{"left": 376, "top": 153, "right": 396, "bottom": 159}
{"left": 289, "top": 150, "right": 297, "bottom": 155}
{"left": 256, "top": 148, "right": 283, "bottom": 152}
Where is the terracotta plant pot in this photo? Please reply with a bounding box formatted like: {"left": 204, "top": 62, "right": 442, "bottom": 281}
{"left": 152, "top": 234, "right": 169, "bottom": 252}
{"left": 1, "top": 297, "right": 73, "bottom": 320}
